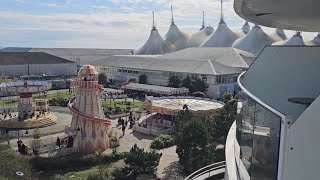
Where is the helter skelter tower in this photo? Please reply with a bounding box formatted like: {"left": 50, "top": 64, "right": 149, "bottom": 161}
{"left": 68, "top": 65, "right": 111, "bottom": 154}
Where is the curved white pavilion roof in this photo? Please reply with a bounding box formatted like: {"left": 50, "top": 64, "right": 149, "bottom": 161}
{"left": 305, "top": 33, "right": 320, "bottom": 46}
{"left": 236, "top": 21, "right": 251, "bottom": 37}
{"left": 272, "top": 31, "right": 305, "bottom": 46}
{"left": 201, "top": 20, "right": 240, "bottom": 47}
{"left": 270, "top": 28, "right": 288, "bottom": 42}
{"left": 188, "top": 26, "right": 214, "bottom": 47}
{"left": 233, "top": 24, "right": 275, "bottom": 56}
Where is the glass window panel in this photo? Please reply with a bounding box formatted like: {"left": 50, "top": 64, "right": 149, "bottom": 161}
{"left": 239, "top": 94, "right": 256, "bottom": 175}
{"left": 251, "top": 103, "right": 281, "bottom": 180}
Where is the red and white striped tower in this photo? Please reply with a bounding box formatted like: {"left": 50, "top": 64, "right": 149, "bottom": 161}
{"left": 68, "top": 65, "right": 111, "bottom": 154}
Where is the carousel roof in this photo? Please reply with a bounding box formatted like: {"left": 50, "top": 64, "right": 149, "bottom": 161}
{"left": 232, "top": 24, "right": 275, "bottom": 56}
{"left": 188, "top": 26, "right": 214, "bottom": 47}
{"left": 164, "top": 6, "right": 190, "bottom": 50}
{"left": 236, "top": 21, "right": 251, "bottom": 37}
{"left": 148, "top": 96, "right": 224, "bottom": 111}
{"left": 270, "top": 28, "right": 288, "bottom": 41}
{"left": 272, "top": 31, "right": 305, "bottom": 46}
{"left": 305, "top": 33, "right": 320, "bottom": 46}
{"left": 136, "top": 12, "right": 173, "bottom": 55}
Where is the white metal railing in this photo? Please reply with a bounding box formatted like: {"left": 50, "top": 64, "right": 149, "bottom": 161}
{"left": 185, "top": 161, "right": 226, "bottom": 180}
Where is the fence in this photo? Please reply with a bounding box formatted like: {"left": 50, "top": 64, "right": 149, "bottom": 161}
{"left": 10, "top": 135, "right": 68, "bottom": 154}
{"left": 1, "top": 124, "right": 68, "bottom": 138}
{"left": 48, "top": 147, "right": 79, "bottom": 157}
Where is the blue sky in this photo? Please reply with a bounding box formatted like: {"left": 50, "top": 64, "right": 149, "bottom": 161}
{"left": 0, "top": 0, "right": 316, "bottom": 49}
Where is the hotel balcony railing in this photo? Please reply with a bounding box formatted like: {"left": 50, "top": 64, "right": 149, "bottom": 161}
{"left": 185, "top": 161, "right": 226, "bottom": 180}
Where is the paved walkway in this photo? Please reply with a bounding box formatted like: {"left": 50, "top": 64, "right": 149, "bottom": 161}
{"left": 108, "top": 119, "right": 186, "bottom": 179}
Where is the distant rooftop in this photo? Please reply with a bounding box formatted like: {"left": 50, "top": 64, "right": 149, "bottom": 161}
{"left": 122, "top": 83, "right": 188, "bottom": 95}
{"left": 0, "top": 52, "right": 75, "bottom": 65}
{"left": 92, "top": 47, "right": 247, "bottom": 76}
{"left": 0, "top": 47, "right": 133, "bottom": 65}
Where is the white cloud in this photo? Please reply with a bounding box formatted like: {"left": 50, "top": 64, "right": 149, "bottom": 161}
{"left": 0, "top": 0, "right": 317, "bottom": 48}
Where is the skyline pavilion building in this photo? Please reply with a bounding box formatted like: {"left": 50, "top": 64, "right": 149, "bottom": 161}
{"left": 135, "top": 12, "right": 173, "bottom": 55}
{"left": 272, "top": 31, "right": 305, "bottom": 46}
{"left": 305, "top": 33, "right": 320, "bottom": 46}
{"left": 233, "top": 24, "right": 275, "bottom": 56}
{"left": 269, "top": 28, "right": 288, "bottom": 42}
{"left": 201, "top": 1, "right": 240, "bottom": 47}
{"left": 236, "top": 21, "right": 251, "bottom": 37}
{"left": 164, "top": 6, "right": 189, "bottom": 51}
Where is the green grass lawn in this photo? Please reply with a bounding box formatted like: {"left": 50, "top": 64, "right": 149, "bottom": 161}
{"left": 34, "top": 91, "right": 74, "bottom": 100}
{"left": 0, "top": 91, "right": 143, "bottom": 109}
{"left": 0, "top": 79, "right": 18, "bottom": 83}
{"left": 101, "top": 99, "right": 143, "bottom": 109}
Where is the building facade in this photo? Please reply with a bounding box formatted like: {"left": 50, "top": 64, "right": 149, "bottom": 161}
{"left": 92, "top": 48, "right": 249, "bottom": 99}
{"left": 0, "top": 52, "right": 77, "bottom": 77}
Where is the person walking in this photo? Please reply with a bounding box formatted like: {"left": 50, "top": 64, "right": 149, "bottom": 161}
{"left": 122, "top": 124, "right": 126, "bottom": 136}
{"left": 56, "top": 137, "right": 61, "bottom": 149}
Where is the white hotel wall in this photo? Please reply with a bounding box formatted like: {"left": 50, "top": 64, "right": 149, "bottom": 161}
{"left": 96, "top": 65, "right": 239, "bottom": 99}
{"left": 0, "top": 63, "right": 77, "bottom": 77}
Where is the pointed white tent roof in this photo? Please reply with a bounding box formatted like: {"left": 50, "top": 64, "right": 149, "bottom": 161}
{"left": 201, "top": 0, "right": 239, "bottom": 47}
{"left": 305, "top": 33, "right": 320, "bottom": 46}
{"left": 232, "top": 24, "right": 275, "bottom": 56}
{"left": 188, "top": 11, "right": 214, "bottom": 47}
{"left": 236, "top": 21, "right": 251, "bottom": 37}
{"left": 270, "top": 28, "right": 288, "bottom": 41}
{"left": 188, "top": 26, "right": 214, "bottom": 47}
{"left": 272, "top": 31, "right": 305, "bottom": 46}
{"left": 201, "top": 19, "right": 239, "bottom": 47}
{"left": 164, "top": 6, "right": 189, "bottom": 51}
{"left": 135, "top": 12, "right": 173, "bottom": 55}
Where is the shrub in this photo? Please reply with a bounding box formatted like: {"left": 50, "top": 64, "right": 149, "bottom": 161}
{"left": 30, "top": 152, "right": 127, "bottom": 171}
{"left": 124, "top": 144, "right": 162, "bottom": 178}
{"left": 150, "top": 135, "right": 175, "bottom": 150}
{"left": 33, "top": 128, "right": 41, "bottom": 139}
{"left": 87, "top": 173, "right": 101, "bottom": 180}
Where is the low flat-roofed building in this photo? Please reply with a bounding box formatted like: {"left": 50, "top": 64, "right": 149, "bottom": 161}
{"left": 0, "top": 52, "right": 77, "bottom": 77}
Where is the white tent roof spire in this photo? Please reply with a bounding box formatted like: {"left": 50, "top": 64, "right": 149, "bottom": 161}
{"left": 202, "top": 10, "right": 205, "bottom": 29}
{"left": 171, "top": 5, "right": 175, "bottom": 25}
{"left": 152, "top": 11, "right": 156, "bottom": 29}
{"left": 220, "top": 0, "right": 224, "bottom": 22}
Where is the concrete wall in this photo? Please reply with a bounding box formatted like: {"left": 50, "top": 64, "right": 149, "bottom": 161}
{"left": 0, "top": 63, "right": 77, "bottom": 77}
{"left": 284, "top": 94, "right": 320, "bottom": 180}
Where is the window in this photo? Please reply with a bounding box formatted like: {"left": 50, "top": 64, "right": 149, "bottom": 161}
{"left": 236, "top": 92, "right": 281, "bottom": 180}
{"left": 216, "top": 76, "right": 227, "bottom": 84}
{"left": 233, "top": 76, "right": 238, "bottom": 83}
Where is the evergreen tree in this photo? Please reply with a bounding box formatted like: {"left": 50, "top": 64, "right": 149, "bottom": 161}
{"left": 98, "top": 73, "right": 108, "bottom": 85}
{"left": 139, "top": 75, "right": 147, "bottom": 84}
{"left": 124, "top": 144, "right": 162, "bottom": 177}
{"left": 191, "top": 79, "right": 208, "bottom": 93}
{"left": 175, "top": 117, "right": 217, "bottom": 173}
{"left": 167, "top": 76, "right": 181, "bottom": 88}
{"left": 181, "top": 76, "right": 192, "bottom": 92}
